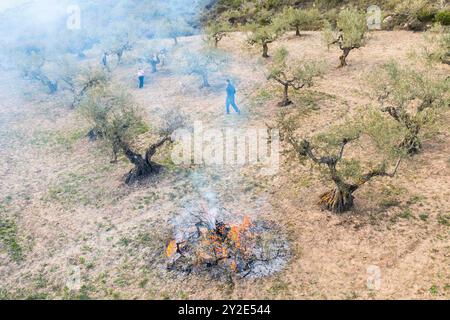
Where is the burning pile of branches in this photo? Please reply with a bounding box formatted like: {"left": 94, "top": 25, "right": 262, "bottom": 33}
{"left": 165, "top": 204, "right": 289, "bottom": 279}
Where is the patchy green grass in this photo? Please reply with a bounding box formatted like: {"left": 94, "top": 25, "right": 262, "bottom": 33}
{"left": 406, "top": 194, "right": 426, "bottom": 206}
{"left": 291, "top": 90, "right": 336, "bottom": 111}
{"left": 390, "top": 207, "right": 416, "bottom": 224}
{"left": 253, "top": 87, "right": 273, "bottom": 105}
{"left": 133, "top": 192, "right": 160, "bottom": 210}
{"left": 42, "top": 170, "right": 117, "bottom": 208}
{"left": 0, "top": 216, "right": 23, "bottom": 261}
{"left": 43, "top": 173, "right": 92, "bottom": 206}
{"left": 378, "top": 197, "right": 401, "bottom": 210}
{"left": 437, "top": 214, "right": 450, "bottom": 227}
{"left": 0, "top": 128, "right": 27, "bottom": 149}
{"left": 29, "top": 128, "right": 86, "bottom": 151}
{"left": 0, "top": 196, "right": 24, "bottom": 261}
{"left": 267, "top": 277, "right": 290, "bottom": 298}
{"left": 378, "top": 183, "right": 407, "bottom": 210}
{"left": 0, "top": 195, "right": 13, "bottom": 212}
{"left": 398, "top": 208, "right": 414, "bottom": 220}
{"left": 429, "top": 284, "right": 439, "bottom": 296}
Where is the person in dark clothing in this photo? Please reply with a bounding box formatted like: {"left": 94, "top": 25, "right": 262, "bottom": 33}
{"left": 225, "top": 79, "right": 240, "bottom": 115}
{"left": 138, "top": 68, "right": 145, "bottom": 89}
{"left": 102, "top": 52, "right": 108, "bottom": 67}
{"left": 149, "top": 54, "right": 160, "bottom": 73}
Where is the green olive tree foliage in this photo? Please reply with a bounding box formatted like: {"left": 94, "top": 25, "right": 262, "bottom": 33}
{"left": 278, "top": 109, "right": 404, "bottom": 213}
{"left": 281, "top": 7, "right": 322, "bottom": 36}
{"left": 267, "top": 47, "right": 325, "bottom": 106}
{"left": 159, "top": 17, "right": 195, "bottom": 45}
{"left": 393, "top": 0, "right": 437, "bottom": 31}
{"left": 101, "top": 32, "right": 135, "bottom": 68}
{"left": 323, "top": 7, "right": 367, "bottom": 67}
{"left": 422, "top": 24, "right": 450, "bottom": 65}
{"left": 73, "top": 68, "right": 110, "bottom": 109}
{"left": 58, "top": 59, "right": 110, "bottom": 109}
{"left": 16, "top": 48, "right": 58, "bottom": 94}
{"left": 247, "top": 16, "right": 286, "bottom": 58}
{"left": 205, "top": 21, "right": 232, "bottom": 47}
{"left": 368, "top": 62, "right": 450, "bottom": 155}
{"left": 183, "top": 48, "right": 228, "bottom": 88}
{"left": 80, "top": 86, "right": 184, "bottom": 184}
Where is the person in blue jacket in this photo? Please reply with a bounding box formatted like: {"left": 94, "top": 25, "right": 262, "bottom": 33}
{"left": 225, "top": 79, "right": 240, "bottom": 115}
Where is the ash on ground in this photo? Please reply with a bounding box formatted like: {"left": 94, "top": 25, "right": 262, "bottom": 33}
{"left": 165, "top": 201, "right": 290, "bottom": 279}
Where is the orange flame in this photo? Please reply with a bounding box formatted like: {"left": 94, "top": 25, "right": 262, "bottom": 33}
{"left": 242, "top": 216, "right": 251, "bottom": 230}
{"left": 167, "top": 215, "right": 254, "bottom": 273}
{"left": 166, "top": 240, "right": 177, "bottom": 257}
{"left": 231, "top": 260, "right": 237, "bottom": 272}
{"left": 229, "top": 216, "right": 252, "bottom": 249}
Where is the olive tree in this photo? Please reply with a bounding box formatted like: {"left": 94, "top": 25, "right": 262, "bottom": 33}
{"left": 62, "top": 65, "right": 110, "bottom": 109}
{"left": 281, "top": 7, "right": 321, "bottom": 37}
{"left": 205, "top": 21, "right": 231, "bottom": 48}
{"left": 323, "top": 7, "right": 367, "bottom": 67}
{"left": 278, "top": 110, "right": 403, "bottom": 213}
{"left": 159, "top": 17, "right": 194, "bottom": 45}
{"left": 17, "top": 48, "right": 58, "bottom": 94}
{"left": 267, "top": 47, "right": 324, "bottom": 106}
{"left": 247, "top": 17, "right": 285, "bottom": 58}
{"left": 422, "top": 24, "right": 450, "bottom": 65}
{"left": 368, "top": 62, "right": 450, "bottom": 155}
{"left": 183, "top": 48, "right": 228, "bottom": 88}
{"left": 80, "top": 86, "right": 184, "bottom": 184}
{"left": 101, "top": 33, "right": 134, "bottom": 68}
{"left": 393, "top": 0, "right": 436, "bottom": 31}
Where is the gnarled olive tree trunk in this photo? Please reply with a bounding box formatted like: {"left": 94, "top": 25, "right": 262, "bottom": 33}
{"left": 262, "top": 42, "right": 269, "bottom": 58}
{"left": 119, "top": 136, "right": 172, "bottom": 184}
{"left": 339, "top": 47, "right": 351, "bottom": 68}
{"left": 383, "top": 106, "right": 422, "bottom": 155}
{"left": 269, "top": 77, "right": 306, "bottom": 107}
{"left": 319, "top": 161, "right": 401, "bottom": 213}
{"left": 29, "top": 70, "right": 58, "bottom": 94}
{"left": 319, "top": 186, "right": 354, "bottom": 213}
{"left": 281, "top": 84, "right": 292, "bottom": 106}
{"left": 332, "top": 34, "right": 360, "bottom": 68}
{"left": 293, "top": 139, "right": 401, "bottom": 214}
{"left": 400, "top": 126, "right": 421, "bottom": 155}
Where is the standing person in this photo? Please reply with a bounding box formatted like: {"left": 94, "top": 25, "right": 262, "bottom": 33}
{"left": 225, "top": 79, "right": 240, "bottom": 115}
{"left": 149, "top": 54, "right": 160, "bottom": 73}
{"left": 102, "top": 52, "right": 110, "bottom": 71}
{"left": 138, "top": 68, "right": 145, "bottom": 89}
{"left": 159, "top": 49, "right": 167, "bottom": 67}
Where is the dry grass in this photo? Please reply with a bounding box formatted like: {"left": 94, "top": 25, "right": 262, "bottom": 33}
{"left": 0, "top": 31, "right": 449, "bottom": 300}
